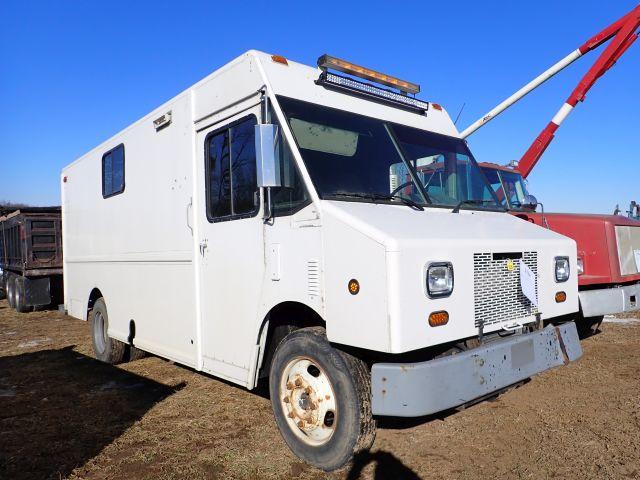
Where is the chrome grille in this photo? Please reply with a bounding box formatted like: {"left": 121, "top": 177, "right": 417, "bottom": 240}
{"left": 473, "top": 252, "right": 539, "bottom": 328}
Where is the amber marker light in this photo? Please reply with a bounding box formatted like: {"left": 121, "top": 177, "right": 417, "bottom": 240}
{"left": 317, "top": 54, "right": 420, "bottom": 95}
{"left": 428, "top": 311, "right": 449, "bottom": 327}
{"left": 348, "top": 279, "right": 360, "bottom": 295}
{"left": 555, "top": 291, "right": 567, "bottom": 303}
{"left": 271, "top": 54, "right": 288, "bottom": 65}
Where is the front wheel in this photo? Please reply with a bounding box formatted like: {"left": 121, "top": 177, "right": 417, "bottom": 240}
{"left": 269, "top": 327, "right": 376, "bottom": 471}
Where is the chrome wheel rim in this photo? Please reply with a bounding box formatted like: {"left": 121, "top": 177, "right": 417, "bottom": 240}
{"left": 279, "top": 357, "right": 337, "bottom": 446}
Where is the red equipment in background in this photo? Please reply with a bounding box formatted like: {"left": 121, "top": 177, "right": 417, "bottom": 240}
{"left": 462, "top": 5, "right": 640, "bottom": 177}
{"left": 462, "top": 5, "right": 640, "bottom": 336}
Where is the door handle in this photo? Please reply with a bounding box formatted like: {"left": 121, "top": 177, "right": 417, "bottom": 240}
{"left": 186, "top": 198, "right": 193, "bottom": 235}
{"left": 199, "top": 239, "right": 208, "bottom": 256}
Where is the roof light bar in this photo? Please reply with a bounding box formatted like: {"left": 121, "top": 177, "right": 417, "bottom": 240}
{"left": 318, "top": 72, "right": 430, "bottom": 113}
{"left": 317, "top": 54, "right": 420, "bottom": 95}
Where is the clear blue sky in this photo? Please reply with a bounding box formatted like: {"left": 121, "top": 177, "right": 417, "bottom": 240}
{"left": 1, "top": 0, "right": 638, "bottom": 214}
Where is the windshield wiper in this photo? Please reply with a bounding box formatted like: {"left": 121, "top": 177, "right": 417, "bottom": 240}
{"left": 373, "top": 193, "right": 424, "bottom": 211}
{"left": 328, "top": 193, "right": 424, "bottom": 211}
{"left": 451, "top": 199, "right": 505, "bottom": 213}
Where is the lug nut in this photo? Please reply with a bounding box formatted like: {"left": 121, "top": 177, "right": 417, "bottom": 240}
{"left": 283, "top": 397, "right": 290, "bottom": 403}
{"left": 286, "top": 382, "right": 295, "bottom": 390}
{"left": 297, "top": 421, "right": 305, "bottom": 428}
{"left": 294, "top": 378, "right": 302, "bottom": 387}
{"left": 288, "top": 412, "right": 295, "bottom": 418}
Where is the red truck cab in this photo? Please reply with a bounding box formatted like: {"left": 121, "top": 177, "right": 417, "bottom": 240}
{"left": 480, "top": 162, "right": 640, "bottom": 331}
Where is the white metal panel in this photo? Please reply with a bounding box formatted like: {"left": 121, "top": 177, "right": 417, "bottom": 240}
{"left": 195, "top": 105, "right": 265, "bottom": 384}
{"left": 62, "top": 93, "right": 198, "bottom": 367}
{"left": 615, "top": 225, "right": 640, "bottom": 275}
{"left": 320, "top": 201, "right": 578, "bottom": 353}
{"left": 321, "top": 203, "right": 390, "bottom": 352}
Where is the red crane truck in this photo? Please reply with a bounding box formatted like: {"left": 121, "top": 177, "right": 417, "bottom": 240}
{"left": 462, "top": 5, "right": 640, "bottom": 335}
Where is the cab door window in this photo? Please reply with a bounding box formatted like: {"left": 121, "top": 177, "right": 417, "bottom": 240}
{"left": 206, "top": 115, "right": 259, "bottom": 221}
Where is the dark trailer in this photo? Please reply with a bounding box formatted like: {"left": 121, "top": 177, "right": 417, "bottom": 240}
{"left": 1, "top": 207, "right": 63, "bottom": 312}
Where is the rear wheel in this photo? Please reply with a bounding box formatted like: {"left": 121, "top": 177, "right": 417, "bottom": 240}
{"left": 90, "top": 298, "right": 126, "bottom": 364}
{"left": 6, "top": 276, "right": 16, "bottom": 309}
{"left": 128, "top": 346, "right": 147, "bottom": 361}
{"left": 269, "top": 327, "right": 376, "bottom": 471}
{"left": 14, "top": 277, "right": 29, "bottom": 313}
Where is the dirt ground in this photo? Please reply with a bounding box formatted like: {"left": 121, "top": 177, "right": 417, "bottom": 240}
{"left": 0, "top": 300, "right": 638, "bottom": 480}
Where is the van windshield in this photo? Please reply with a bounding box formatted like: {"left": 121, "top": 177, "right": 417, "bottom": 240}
{"left": 277, "top": 96, "right": 501, "bottom": 210}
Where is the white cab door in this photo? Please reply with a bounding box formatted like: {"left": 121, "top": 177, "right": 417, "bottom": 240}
{"left": 196, "top": 105, "right": 265, "bottom": 384}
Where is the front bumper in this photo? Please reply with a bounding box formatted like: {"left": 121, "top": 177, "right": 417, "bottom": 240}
{"left": 371, "top": 322, "right": 581, "bottom": 417}
{"left": 579, "top": 282, "right": 640, "bottom": 317}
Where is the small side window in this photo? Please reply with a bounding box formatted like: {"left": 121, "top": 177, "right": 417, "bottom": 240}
{"left": 102, "top": 144, "right": 125, "bottom": 198}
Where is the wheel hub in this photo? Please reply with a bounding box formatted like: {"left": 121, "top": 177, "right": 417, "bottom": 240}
{"left": 280, "top": 358, "right": 337, "bottom": 445}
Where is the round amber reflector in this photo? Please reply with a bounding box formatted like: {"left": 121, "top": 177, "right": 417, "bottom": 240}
{"left": 348, "top": 279, "right": 360, "bottom": 295}
{"left": 429, "top": 310, "right": 449, "bottom": 327}
{"left": 555, "top": 291, "right": 567, "bottom": 303}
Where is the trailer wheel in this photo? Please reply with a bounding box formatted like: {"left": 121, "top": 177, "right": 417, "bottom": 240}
{"left": 90, "top": 298, "right": 126, "bottom": 364}
{"left": 14, "top": 277, "right": 29, "bottom": 313}
{"left": 6, "top": 276, "right": 16, "bottom": 309}
{"left": 269, "top": 327, "right": 376, "bottom": 471}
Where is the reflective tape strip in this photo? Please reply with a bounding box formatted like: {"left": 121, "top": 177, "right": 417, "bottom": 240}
{"left": 551, "top": 103, "right": 574, "bottom": 126}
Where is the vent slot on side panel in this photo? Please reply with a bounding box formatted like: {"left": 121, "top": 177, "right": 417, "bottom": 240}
{"left": 307, "top": 259, "right": 321, "bottom": 298}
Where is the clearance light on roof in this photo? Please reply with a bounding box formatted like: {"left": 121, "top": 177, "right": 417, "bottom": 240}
{"left": 317, "top": 54, "right": 420, "bottom": 95}
{"left": 271, "top": 54, "right": 288, "bottom": 65}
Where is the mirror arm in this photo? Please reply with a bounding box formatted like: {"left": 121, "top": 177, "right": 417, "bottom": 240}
{"left": 264, "top": 187, "right": 274, "bottom": 223}
{"left": 538, "top": 201, "right": 550, "bottom": 229}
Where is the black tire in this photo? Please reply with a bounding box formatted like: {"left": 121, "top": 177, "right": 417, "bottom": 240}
{"left": 90, "top": 298, "right": 126, "bottom": 364}
{"left": 128, "top": 345, "right": 147, "bottom": 361}
{"left": 269, "top": 327, "right": 376, "bottom": 471}
{"left": 6, "top": 276, "right": 16, "bottom": 309}
{"left": 14, "top": 277, "right": 29, "bottom": 313}
{"left": 576, "top": 315, "right": 604, "bottom": 338}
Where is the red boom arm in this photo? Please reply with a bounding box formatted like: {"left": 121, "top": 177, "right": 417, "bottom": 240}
{"left": 518, "top": 6, "right": 640, "bottom": 178}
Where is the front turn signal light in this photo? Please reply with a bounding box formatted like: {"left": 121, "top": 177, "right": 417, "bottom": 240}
{"left": 429, "top": 311, "right": 449, "bottom": 327}
{"left": 555, "top": 291, "right": 567, "bottom": 303}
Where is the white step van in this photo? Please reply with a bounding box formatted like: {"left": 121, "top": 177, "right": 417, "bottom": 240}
{"left": 62, "top": 51, "right": 582, "bottom": 470}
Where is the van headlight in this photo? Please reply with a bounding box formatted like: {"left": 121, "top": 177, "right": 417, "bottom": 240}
{"left": 555, "top": 257, "right": 570, "bottom": 282}
{"left": 427, "top": 262, "right": 454, "bottom": 298}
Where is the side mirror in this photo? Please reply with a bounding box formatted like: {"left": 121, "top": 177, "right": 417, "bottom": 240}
{"left": 255, "top": 124, "right": 281, "bottom": 188}
{"left": 521, "top": 194, "right": 538, "bottom": 211}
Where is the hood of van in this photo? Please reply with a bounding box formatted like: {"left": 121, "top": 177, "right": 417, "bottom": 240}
{"left": 321, "top": 200, "right": 573, "bottom": 252}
